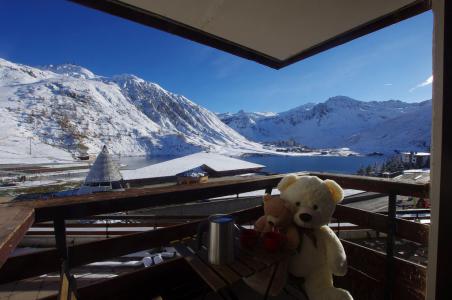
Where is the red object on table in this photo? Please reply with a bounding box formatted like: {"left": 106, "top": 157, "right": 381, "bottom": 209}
{"left": 240, "top": 229, "right": 259, "bottom": 248}
{"left": 263, "top": 231, "right": 287, "bottom": 253}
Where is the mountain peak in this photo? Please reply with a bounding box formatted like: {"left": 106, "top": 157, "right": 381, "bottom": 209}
{"left": 325, "top": 96, "right": 360, "bottom": 106}
{"left": 42, "top": 63, "right": 95, "bottom": 79}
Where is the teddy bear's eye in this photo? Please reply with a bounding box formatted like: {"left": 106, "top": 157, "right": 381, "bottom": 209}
{"left": 296, "top": 202, "right": 300, "bottom": 207}
{"left": 313, "top": 204, "right": 319, "bottom": 210}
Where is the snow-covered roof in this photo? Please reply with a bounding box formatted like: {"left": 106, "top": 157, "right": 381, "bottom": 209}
{"left": 414, "top": 152, "right": 431, "bottom": 156}
{"left": 394, "top": 170, "right": 430, "bottom": 184}
{"left": 401, "top": 152, "right": 431, "bottom": 156}
{"left": 85, "top": 146, "right": 123, "bottom": 183}
{"left": 123, "top": 152, "right": 264, "bottom": 180}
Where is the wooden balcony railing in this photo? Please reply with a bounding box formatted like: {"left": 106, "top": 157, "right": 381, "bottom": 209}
{"left": 0, "top": 172, "right": 430, "bottom": 300}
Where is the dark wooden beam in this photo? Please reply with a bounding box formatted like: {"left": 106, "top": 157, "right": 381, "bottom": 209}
{"left": 0, "top": 206, "right": 34, "bottom": 269}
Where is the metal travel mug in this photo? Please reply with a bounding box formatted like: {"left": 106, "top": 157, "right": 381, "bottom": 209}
{"left": 198, "top": 214, "right": 237, "bottom": 265}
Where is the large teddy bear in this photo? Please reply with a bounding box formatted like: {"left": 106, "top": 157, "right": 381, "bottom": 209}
{"left": 278, "top": 174, "right": 353, "bottom": 300}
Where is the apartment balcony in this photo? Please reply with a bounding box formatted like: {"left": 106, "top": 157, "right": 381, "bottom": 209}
{"left": 0, "top": 172, "right": 429, "bottom": 299}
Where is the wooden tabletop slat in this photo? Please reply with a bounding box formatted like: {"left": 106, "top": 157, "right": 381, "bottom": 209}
{"left": 184, "top": 239, "right": 241, "bottom": 284}
{"left": 196, "top": 248, "right": 241, "bottom": 285}
{"left": 182, "top": 238, "right": 242, "bottom": 285}
{"left": 227, "top": 259, "right": 254, "bottom": 277}
{"left": 173, "top": 244, "right": 226, "bottom": 292}
{"left": 0, "top": 206, "right": 34, "bottom": 269}
{"left": 240, "top": 246, "right": 277, "bottom": 266}
{"left": 235, "top": 250, "right": 267, "bottom": 272}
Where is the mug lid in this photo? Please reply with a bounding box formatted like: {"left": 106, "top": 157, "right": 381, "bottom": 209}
{"left": 209, "top": 214, "right": 233, "bottom": 224}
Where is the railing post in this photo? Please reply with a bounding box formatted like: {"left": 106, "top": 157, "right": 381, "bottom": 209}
{"left": 265, "top": 186, "right": 273, "bottom": 195}
{"left": 54, "top": 218, "right": 78, "bottom": 300}
{"left": 385, "top": 193, "right": 397, "bottom": 300}
{"left": 54, "top": 218, "right": 68, "bottom": 262}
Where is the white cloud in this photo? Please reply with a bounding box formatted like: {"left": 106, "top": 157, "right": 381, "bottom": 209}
{"left": 410, "top": 75, "right": 433, "bottom": 92}
{"left": 384, "top": 83, "right": 393, "bottom": 86}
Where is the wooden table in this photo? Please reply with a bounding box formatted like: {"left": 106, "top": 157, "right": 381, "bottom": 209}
{"left": 173, "top": 236, "right": 293, "bottom": 299}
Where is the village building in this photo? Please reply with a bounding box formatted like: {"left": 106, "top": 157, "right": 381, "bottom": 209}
{"left": 400, "top": 151, "right": 431, "bottom": 169}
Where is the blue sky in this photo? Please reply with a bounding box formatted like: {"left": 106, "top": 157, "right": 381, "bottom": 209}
{"left": 0, "top": 0, "right": 432, "bottom": 113}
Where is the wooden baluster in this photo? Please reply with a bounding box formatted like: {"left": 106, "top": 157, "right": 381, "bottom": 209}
{"left": 384, "top": 193, "right": 397, "bottom": 300}
{"left": 54, "top": 218, "right": 78, "bottom": 300}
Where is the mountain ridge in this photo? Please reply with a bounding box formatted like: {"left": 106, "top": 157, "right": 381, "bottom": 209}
{"left": 218, "top": 96, "right": 431, "bottom": 153}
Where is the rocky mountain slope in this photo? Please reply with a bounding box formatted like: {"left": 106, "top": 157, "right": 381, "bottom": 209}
{"left": 0, "top": 58, "right": 262, "bottom": 163}
{"left": 218, "top": 96, "right": 431, "bottom": 153}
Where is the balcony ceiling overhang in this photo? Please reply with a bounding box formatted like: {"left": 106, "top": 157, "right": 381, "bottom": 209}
{"left": 72, "top": 0, "right": 430, "bottom": 69}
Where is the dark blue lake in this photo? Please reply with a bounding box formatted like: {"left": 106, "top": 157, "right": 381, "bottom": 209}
{"left": 242, "top": 155, "right": 385, "bottom": 174}
{"left": 120, "top": 154, "right": 385, "bottom": 175}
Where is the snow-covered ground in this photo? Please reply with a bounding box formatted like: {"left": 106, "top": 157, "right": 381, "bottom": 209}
{"left": 0, "top": 112, "right": 75, "bottom": 164}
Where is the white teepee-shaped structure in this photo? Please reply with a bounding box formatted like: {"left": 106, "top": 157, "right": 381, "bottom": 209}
{"left": 78, "top": 146, "right": 124, "bottom": 194}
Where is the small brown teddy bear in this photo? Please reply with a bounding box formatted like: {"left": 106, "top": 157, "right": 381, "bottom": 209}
{"left": 254, "top": 194, "right": 300, "bottom": 250}
{"left": 244, "top": 194, "right": 299, "bottom": 296}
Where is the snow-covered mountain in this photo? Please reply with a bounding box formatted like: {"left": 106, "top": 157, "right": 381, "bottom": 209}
{"left": 219, "top": 96, "right": 431, "bottom": 153}
{"left": 0, "top": 58, "right": 262, "bottom": 163}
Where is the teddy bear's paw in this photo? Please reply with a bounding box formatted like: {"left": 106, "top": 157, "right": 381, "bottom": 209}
{"left": 320, "top": 287, "right": 353, "bottom": 300}
{"left": 332, "top": 288, "right": 353, "bottom": 300}
{"left": 331, "top": 258, "right": 348, "bottom": 276}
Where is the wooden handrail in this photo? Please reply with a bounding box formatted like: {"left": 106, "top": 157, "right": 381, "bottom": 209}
{"left": 0, "top": 207, "right": 34, "bottom": 269}
{"left": 333, "top": 205, "right": 429, "bottom": 245}
{"left": 12, "top": 174, "right": 289, "bottom": 222}
{"left": 5, "top": 172, "right": 429, "bottom": 223}
{"left": 311, "top": 172, "right": 429, "bottom": 198}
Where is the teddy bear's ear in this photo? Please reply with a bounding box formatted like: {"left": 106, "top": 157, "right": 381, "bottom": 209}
{"left": 277, "top": 174, "right": 297, "bottom": 192}
{"left": 263, "top": 194, "right": 272, "bottom": 203}
{"left": 324, "top": 179, "right": 344, "bottom": 203}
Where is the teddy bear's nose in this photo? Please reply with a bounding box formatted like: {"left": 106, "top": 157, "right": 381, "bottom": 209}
{"left": 299, "top": 213, "right": 312, "bottom": 222}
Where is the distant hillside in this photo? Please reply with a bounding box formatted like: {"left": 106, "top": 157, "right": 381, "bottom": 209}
{"left": 0, "top": 58, "right": 263, "bottom": 163}
{"left": 218, "top": 96, "right": 431, "bottom": 153}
